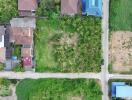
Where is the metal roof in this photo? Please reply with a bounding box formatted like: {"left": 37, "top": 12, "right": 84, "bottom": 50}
{"left": 10, "top": 18, "right": 36, "bottom": 29}
{"left": 82, "top": 0, "right": 102, "bottom": 17}
{"left": 111, "top": 82, "right": 125, "bottom": 97}
{"left": 116, "top": 86, "right": 132, "bottom": 98}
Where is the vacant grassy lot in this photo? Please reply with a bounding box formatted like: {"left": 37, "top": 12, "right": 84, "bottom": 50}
{"left": 35, "top": 16, "right": 102, "bottom": 72}
{"left": 109, "top": 0, "right": 132, "bottom": 31}
{"left": 16, "top": 79, "right": 102, "bottom": 100}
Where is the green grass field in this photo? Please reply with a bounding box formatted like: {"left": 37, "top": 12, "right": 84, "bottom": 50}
{"left": 16, "top": 79, "right": 102, "bottom": 100}
{"left": 35, "top": 16, "right": 102, "bottom": 72}
{"left": 109, "top": 0, "right": 132, "bottom": 31}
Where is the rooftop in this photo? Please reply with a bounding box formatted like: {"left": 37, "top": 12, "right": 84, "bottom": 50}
{"left": 10, "top": 18, "right": 36, "bottom": 29}
{"left": 21, "top": 47, "right": 32, "bottom": 57}
{"left": 22, "top": 57, "right": 32, "bottom": 67}
{"left": 0, "top": 26, "right": 5, "bottom": 36}
{"left": 116, "top": 86, "right": 132, "bottom": 98}
{"left": 61, "top": 0, "right": 80, "bottom": 15}
{"left": 18, "top": 0, "right": 38, "bottom": 11}
{"left": 0, "top": 47, "right": 6, "bottom": 63}
{"left": 9, "top": 27, "right": 33, "bottom": 45}
{"left": 82, "top": 0, "right": 102, "bottom": 17}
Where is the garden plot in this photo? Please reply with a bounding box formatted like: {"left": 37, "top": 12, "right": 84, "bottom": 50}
{"left": 109, "top": 31, "right": 132, "bottom": 73}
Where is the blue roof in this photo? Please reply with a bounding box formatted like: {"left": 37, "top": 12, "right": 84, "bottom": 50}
{"left": 116, "top": 86, "right": 132, "bottom": 98}
{"left": 82, "top": 0, "right": 102, "bottom": 17}
{"left": 111, "top": 82, "right": 125, "bottom": 97}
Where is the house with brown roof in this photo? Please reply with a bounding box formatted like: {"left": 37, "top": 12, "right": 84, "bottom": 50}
{"left": 18, "top": 0, "right": 38, "bottom": 16}
{"left": 9, "top": 27, "right": 33, "bottom": 46}
{"left": 9, "top": 18, "right": 35, "bottom": 70}
{"left": 61, "top": 0, "right": 81, "bottom": 15}
{"left": 0, "top": 26, "right": 6, "bottom": 63}
{"left": 9, "top": 27, "right": 34, "bottom": 69}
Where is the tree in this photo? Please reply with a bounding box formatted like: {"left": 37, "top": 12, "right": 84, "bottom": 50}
{"left": 0, "top": 0, "right": 18, "bottom": 24}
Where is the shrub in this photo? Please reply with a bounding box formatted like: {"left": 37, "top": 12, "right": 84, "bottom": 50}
{"left": 12, "top": 63, "right": 24, "bottom": 72}
{"left": 0, "top": 0, "right": 18, "bottom": 24}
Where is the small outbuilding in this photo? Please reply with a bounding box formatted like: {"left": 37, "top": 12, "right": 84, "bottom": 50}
{"left": 61, "top": 0, "right": 81, "bottom": 15}
{"left": 18, "top": 0, "right": 38, "bottom": 16}
{"left": 112, "top": 82, "right": 132, "bottom": 99}
{"left": 82, "top": 0, "right": 102, "bottom": 17}
{"left": 10, "top": 18, "right": 36, "bottom": 29}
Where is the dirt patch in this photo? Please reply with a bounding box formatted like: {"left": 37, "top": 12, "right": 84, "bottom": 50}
{"left": 60, "top": 33, "right": 78, "bottom": 46}
{"left": 67, "top": 95, "right": 83, "bottom": 100}
{"left": 109, "top": 31, "right": 132, "bottom": 73}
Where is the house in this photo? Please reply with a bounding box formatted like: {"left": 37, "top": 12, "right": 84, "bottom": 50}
{"left": 9, "top": 27, "right": 34, "bottom": 69}
{"left": 9, "top": 18, "right": 35, "bottom": 70}
{"left": 82, "top": 0, "right": 102, "bottom": 17}
{"left": 18, "top": 0, "right": 38, "bottom": 16}
{"left": 112, "top": 82, "right": 132, "bottom": 99}
{"left": 0, "top": 26, "right": 6, "bottom": 63}
{"left": 61, "top": 0, "right": 81, "bottom": 15}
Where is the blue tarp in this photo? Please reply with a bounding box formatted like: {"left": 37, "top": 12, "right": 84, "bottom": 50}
{"left": 116, "top": 86, "right": 132, "bottom": 98}
{"left": 82, "top": 0, "right": 102, "bottom": 17}
{"left": 111, "top": 82, "right": 125, "bottom": 97}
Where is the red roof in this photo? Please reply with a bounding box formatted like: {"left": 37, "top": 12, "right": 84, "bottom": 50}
{"left": 22, "top": 57, "right": 32, "bottom": 67}
{"left": 18, "top": 0, "right": 38, "bottom": 11}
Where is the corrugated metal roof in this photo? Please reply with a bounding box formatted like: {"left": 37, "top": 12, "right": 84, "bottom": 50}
{"left": 10, "top": 18, "right": 36, "bottom": 29}
{"left": 82, "top": 0, "right": 102, "bottom": 17}
{"left": 111, "top": 82, "right": 125, "bottom": 97}
{"left": 116, "top": 86, "right": 132, "bottom": 98}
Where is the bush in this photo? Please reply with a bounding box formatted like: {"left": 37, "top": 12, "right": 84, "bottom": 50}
{"left": 0, "top": 0, "right": 18, "bottom": 24}
{"left": 36, "top": 0, "right": 60, "bottom": 17}
{"left": 0, "top": 79, "right": 11, "bottom": 97}
{"left": 12, "top": 63, "right": 24, "bottom": 72}
{"left": 0, "top": 63, "right": 4, "bottom": 71}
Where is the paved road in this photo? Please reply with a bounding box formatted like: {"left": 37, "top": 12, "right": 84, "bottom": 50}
{"left": 0, "top": 72, "right": 101, "bottom": 79}
{"left": 109, "top": 74, "right": 132, "bottom": 80}
{"left": 101, "top": 0, "right": 110, "bottom": 100}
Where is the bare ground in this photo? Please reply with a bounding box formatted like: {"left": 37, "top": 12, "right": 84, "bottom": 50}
{"left": 109, "top": 31, "right": 132, "bottom": 73}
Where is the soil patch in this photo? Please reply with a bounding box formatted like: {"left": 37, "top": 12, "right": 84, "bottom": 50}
{"left": 109, "top": 31, "right": 132, "bottom": 73}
